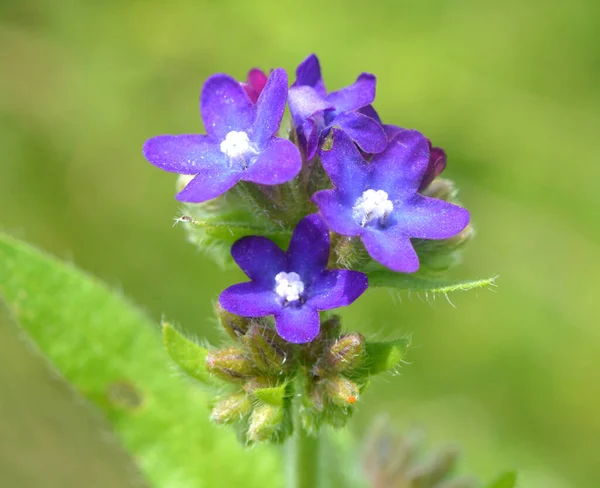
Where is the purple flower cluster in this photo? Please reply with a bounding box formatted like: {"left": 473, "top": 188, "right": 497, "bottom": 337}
{"left": 143, "top": 54, "right": 470, "bottom": 343}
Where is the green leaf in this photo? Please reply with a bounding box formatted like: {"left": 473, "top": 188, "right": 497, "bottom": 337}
{"left": 486, "top": 471, "right": 518, "bottom": 488}
{"left": 362, "top": 338, "right": 411, "bottom": 376}
{"left": 254, "top": 384, "right": 287, "bottom": 406}
{"left": 0, "top": 233, "right": 280, "bottom": 488}
{"left": 162, "top": 323, "right": 212, "bottom": 385}
{"left": 367, "top": 270, "right": 498, "bottom": 294}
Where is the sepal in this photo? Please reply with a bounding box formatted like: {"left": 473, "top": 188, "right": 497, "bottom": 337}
{"left": 162, "top": 322, "right": 213, "bottom": 385}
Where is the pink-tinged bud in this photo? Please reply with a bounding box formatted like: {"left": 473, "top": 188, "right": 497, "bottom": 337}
{"left": 205, "top": 347, "right": 255, "bottom": 383}
{"left": 241, "top": 68, "right": 268, "bottom": 103}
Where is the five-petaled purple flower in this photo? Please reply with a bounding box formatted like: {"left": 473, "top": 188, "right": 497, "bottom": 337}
{"left": 288, "top": 54, "right": 387, "bottom": 161}
{"left": 312, "top": 129, "right": 470, "bottom": 273}
{"left": 143, "top": 68, "right": 302, "bottom": 203}
{"left": 219, "top": 214, "right": 368, "bottom": 344}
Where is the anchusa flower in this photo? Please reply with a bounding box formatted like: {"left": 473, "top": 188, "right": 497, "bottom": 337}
{"left": 143, "top": 68, "right": 301, "bottom": 203}
{"left": 288, "top": 54, "right": 387, "bottom": 160}
{"left": 313, "top": 129, "right": 469, "bottom": 273}
{"left": 146, "top": 54, "right": 482, "bottom": 446}
{"left": 219, "top": 213, "right": 368, "bottom": 343}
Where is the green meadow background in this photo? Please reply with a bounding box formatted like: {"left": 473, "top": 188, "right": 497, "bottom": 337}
{"left": 1, "top": 0, "right": 599, "bottom": 486}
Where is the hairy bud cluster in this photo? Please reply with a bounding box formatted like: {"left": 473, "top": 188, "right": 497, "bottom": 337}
{"left": 183, "top": 308, "right": 410, "bottom": 443}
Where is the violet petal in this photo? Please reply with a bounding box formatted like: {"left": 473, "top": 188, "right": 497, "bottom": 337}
{"left": 311, "top": 190, "right": 362, "bottom": 236}
{"left": 175, "top": 169, "right": 240, "bottom": 203}
{"left": 309, "top": 270, "right": 369, "bottom": 310}
{"left": 242, "top": 137, "right": 302, "bottom": 185}
{"left": 219, "top": 282, "right": 279, "bottom": 317}
{"left": 286, "top": 213, "right": 330, "bottom": 278}
{"left": 369, "top": 130, "right": 430, "bottom": 197}
{"left": 201, "top": 74, "right": 255, "bottom": 139}
{"left": 319, "top": 129, "right": 370, "bottom": 198}
{"left": 143, "top": 134, "right": 224, "bottom": 174}
{"left": 231, "top": 236, "right": 286, "bottom": 287}
{"left": 326, "top": 73, "right": 376, "bottom": 112}
{"left": 293, "top": 53, "right": 327, "bottom": 96}
{"left": 274, "top": 306, "right": 320, "bottom": 344}
{"left": 253, "top": 68, "right": 289, "bottom": 147}
{"left": 329, "top": 111, "right": 387, "bottom": 154}
{"left": 396, "top": 195, "right": 470, "bottom": 240}
{"left": 361, "top": 230, "right": 420, "bottom": 273}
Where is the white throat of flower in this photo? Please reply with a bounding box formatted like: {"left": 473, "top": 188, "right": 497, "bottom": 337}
{"left": 274, "top": 271, "right": 305, "bottom": 303}
{"left": 219, "top": 131, "right": 257, "bottom": 165}
{"left": 353, "top": 189, "right": 394, "bottom": 227}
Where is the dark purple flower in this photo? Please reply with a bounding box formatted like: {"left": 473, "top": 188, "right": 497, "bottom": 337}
{"left": 241, "top": 68, "right": 268, "bottom": 104}
{"left": 384, "top": 125, "right": 447, "bottom": 191}
{"left": 312, "top": 130, "right": 469, "bottom": 273}
{"left": 143, "top": 68, "right": 302, "bottom": 203}
{"left": 288, "top": 54, "right": 387, "bottom": 160}
{"left": 219, "top": 214, "right": 368, "bottom": 344}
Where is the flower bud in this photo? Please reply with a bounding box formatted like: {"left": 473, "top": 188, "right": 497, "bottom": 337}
{"left": 211, "top": 393, "right": 253, "bottom": 424}
{"left": 247, "top": 404, "right": 284, "bottom": 442}
{"left": 215, "top": 303, "right": 252, "bottom": 341}
{"left": 421, "top": 178, "right": 456, "bottom": 201}
{"left": 444, "top": 224, "right": 474, "bottom": 250}
{"left": 315, "top": 332, "right": 365, "bottom": 376}
{"left": 205, "top": 347, "right": 255, "bottom": 383}
{"left": 320, "top": 376, "right": 359, "bottom": 407}
{"left": 242, "top": 324, "right": 287, "bottom": 374}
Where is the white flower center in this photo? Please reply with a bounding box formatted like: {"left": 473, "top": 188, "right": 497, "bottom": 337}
{"left": 353, "top": 189, "right": 394, "bottom": 227}
{"left": 220, "top": 131, "right": 253, "bottom": 158}
{"left": 274, "top": 271, "right": 305, "bottom": 303}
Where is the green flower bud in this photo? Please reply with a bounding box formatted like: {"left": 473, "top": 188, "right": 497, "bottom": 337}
{"left": 320, "top": 376, "right": 359, "bottom": 407}
{"left": 243, "top": 324, "right": 288, "bottom": 374}
{"left": 421, "top": 178, "right": 456, "bottom": 201}
{"left": 215, "top": 303, "right": 252, "bottom": 341}
{"left": 205, "top": 347, "right": 255, "bottom": 383}
{"left": 247, "top": 404, "right": 284, "bottom": 443}
{"left": 211, "top": 393, "right": 253, "bottom": 424}
{"left": 315, "top": 332, "right": 365, "bottom": 376}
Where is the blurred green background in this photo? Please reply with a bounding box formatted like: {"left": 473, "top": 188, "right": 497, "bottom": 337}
{"left": 1, "top": 0, "right": 599, "bottom": 487}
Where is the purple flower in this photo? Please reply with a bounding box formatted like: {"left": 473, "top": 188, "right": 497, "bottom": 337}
{"left": 219, "top": 214, "right": 368, "bottom": 344}
{"left": 288, "top": 54, "right": 387, "bottom": 160}
{"left": 312, "top": 129, "right": 470, "bottom": 273}
{"left": 384, "top": 125, "right": 446, "bottom": 191}
{"left": 143, "top": 68, "right": 302, "bottom": 203}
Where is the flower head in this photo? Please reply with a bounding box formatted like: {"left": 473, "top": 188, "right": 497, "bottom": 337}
{"left": 143, "top": 68, "right": 301, "bottom": 203}
{"left": 219, "top": 214, "right": 368, "bottom": 343}
{"left": 312, "top": 129, "right": 469, "bottom": 273}
{"left": 288, "top": 54, "right": 387, "bottom": 160}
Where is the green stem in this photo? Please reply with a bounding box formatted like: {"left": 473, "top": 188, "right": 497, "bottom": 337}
{"left": 286, "top": 367, "right": 322, "bottom": 488}
{"left": 286, "top": 423, "right": 321, "bottom": 488}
